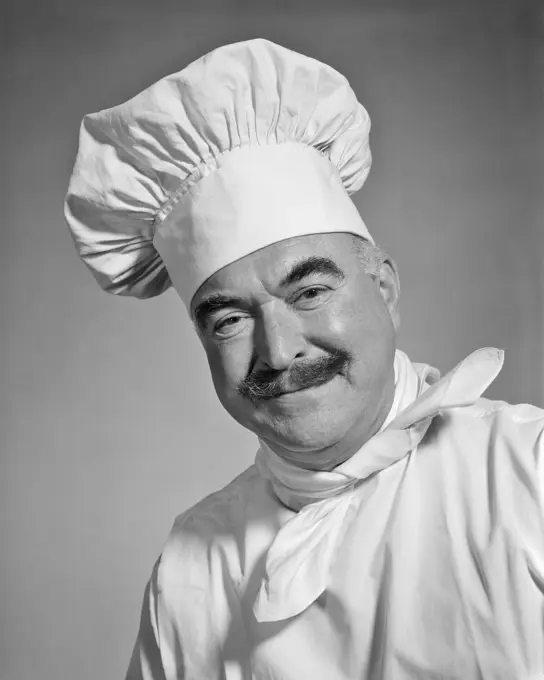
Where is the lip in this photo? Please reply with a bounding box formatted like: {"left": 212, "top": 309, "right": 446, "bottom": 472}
{"left": 275, "top": 386, "right": 310, "bottom": 397}
{"left": 256, "top": 387, "right": 306, "bottom": 402}
{"left": 271, "top": 375, "right": 337, "bottom": 400}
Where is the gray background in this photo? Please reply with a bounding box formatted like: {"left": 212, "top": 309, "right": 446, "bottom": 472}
{"left": 2, "top": 1, "right": 543, "bottom": 678}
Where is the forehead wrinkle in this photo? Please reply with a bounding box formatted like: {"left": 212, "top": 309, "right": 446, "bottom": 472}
{"left": 192, "top": 248, "right": 347, "bottom": 327}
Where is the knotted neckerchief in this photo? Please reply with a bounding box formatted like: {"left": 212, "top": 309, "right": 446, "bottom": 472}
{"left": 253, "top": 347, "right": 504, "bottom": 622}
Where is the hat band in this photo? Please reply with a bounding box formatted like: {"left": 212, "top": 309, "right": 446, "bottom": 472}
{"left": 154, "top": 142, "right": 372, "bottom": 307}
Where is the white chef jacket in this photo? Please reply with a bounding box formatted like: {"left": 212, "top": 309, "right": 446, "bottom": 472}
{"left": 126, "top": 373, "right": 544, "bottom": 679}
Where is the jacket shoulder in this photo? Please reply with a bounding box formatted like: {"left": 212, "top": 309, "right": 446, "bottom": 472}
{"left": 150, "top": 466, "right": 259, "bottom": 589}
{"left": 444, "top": 397, "right": 544, "bottom": 435}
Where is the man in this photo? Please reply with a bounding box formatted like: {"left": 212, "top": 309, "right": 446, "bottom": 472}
{"left": 65, "top": 39, "right": 544, "bottom": 679}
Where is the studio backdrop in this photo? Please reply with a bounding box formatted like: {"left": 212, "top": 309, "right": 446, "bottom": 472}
{"left": 1, "top": 1, "right": 542, "bottom": 679}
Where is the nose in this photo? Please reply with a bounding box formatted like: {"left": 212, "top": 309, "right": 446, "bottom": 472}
{"left": 253, "top": 304, "right": 306, "bottom": 372}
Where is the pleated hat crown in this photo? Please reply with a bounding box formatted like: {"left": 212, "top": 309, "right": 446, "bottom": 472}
{"left": 64, "top": 38, "right": 373, "bottom": 307}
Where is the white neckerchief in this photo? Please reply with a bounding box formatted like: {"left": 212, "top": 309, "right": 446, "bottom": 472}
{"left": 253, "top": 347, "right": 504, "bottom": 622}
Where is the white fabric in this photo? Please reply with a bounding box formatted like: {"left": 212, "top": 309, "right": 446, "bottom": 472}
{"left": 64, "top": 39, "right": 372, "bottom": 305}
{"left": 154, "top": 143, "right": 371, "bottom": 307}
{"left": 125, "top": 349, "right": 544, "bottom": 680}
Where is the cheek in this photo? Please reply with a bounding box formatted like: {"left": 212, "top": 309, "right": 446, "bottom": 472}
{"left": 318, "top": 290, "right": 395, "bottom": 377}
{"left": 205, "top": 341, "right": 251, "bottom": 398}
{"left": 314, "top": 288, "right": 388, "bottom": 347}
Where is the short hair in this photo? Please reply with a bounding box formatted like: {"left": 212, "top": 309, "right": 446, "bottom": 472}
{"left": 349, "top": 234, "right": 389, "bottom": 278}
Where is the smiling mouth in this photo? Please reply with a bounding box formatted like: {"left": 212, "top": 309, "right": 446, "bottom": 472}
{"left": 271, "top": 374, "right": 337, "bottom": 399}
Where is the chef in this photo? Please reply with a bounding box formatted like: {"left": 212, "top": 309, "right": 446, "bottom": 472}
{"left": 65, "top": 39, "right": 544, "bottom": 679}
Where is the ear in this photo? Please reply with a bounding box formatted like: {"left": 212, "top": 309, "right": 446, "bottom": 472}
{"left": 376, "top": 257, "right": 401, "bottom": 332}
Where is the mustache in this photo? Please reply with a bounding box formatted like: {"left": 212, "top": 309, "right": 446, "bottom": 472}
{"left": 237, "top": 351, "right": 349, "bottom": 400}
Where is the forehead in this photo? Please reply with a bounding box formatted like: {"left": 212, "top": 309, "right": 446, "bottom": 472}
{"left": 191, "top": 232, "right": 357, "bottom": 304}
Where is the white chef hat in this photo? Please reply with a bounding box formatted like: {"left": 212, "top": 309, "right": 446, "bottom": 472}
{"left": 64, "top": 38, "right": 374, "bottom": 308}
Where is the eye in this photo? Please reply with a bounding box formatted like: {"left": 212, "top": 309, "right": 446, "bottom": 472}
{"left": 214, "top": 314, "right": 248, "bottom": 336}
{"left": 300, "top": 287, "right": 325, "bottom": 299}
{"left": 294, "top": 286, "right": 331, "bottom": 306}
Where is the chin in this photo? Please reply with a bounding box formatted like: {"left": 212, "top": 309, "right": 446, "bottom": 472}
{"left": 260, "top": 412, "right": 353, "bottom": 454}
{"left": 226, "top": 386, "right": 362, "bottom": 452}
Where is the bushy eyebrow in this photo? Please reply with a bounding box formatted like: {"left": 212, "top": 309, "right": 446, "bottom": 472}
{"left": 279, "top": 256, "right": 345, "bottom": 288}
{"left": 192, "top": 257, "right": 345, "bottom": 330}
{"left": 192, "top": 293, "right": 245, "bottom": 331}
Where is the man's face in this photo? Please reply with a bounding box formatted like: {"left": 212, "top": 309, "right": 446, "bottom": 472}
{"left": 191, "top": 232, "right": 399, "bottom": 469}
